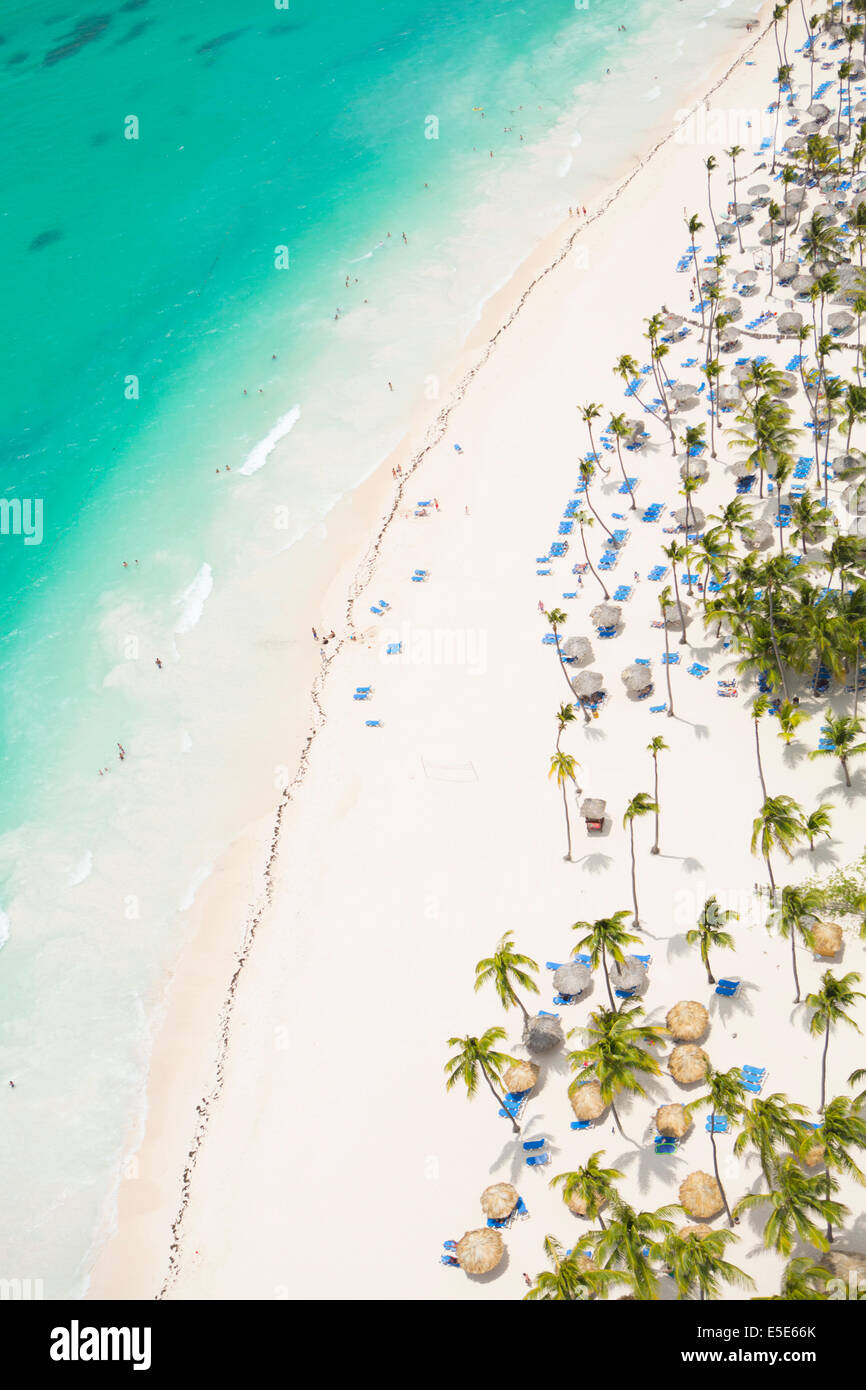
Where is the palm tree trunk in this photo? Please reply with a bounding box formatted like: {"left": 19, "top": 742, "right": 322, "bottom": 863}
{"left": 791, "top": 927, "right": 802, "bottom": 1004}
{"left": 670, "top": 566, "right": 689, "bottom": 645}
{"left": 841, "top": 754, "right": 852, "bottom": 787}
{"left": 561, "top": 780, "right": 573, "bottom": 862}
{"left": 481, "top": 1062, "right": 520, "bottom": 1135}
{"left": 601, "top": 945, "right": 615, "bottom": 1010}
{"left": 585, "top": 487, "right": 614, "bottom": 538}
{"left": 629, "top": 820, "right": 640, "bottom": 927}
{"left": 702, "top": 940, "right": 715, "bottom": 986}
{"left": 663, "top": 623, "right": 675, "bottom": 717}
{"left": 614, "top": 440, "right": 637, "bottom": 510}
{"left": 710, "top": 1124, "right": 735, "bottom": 1226}
{"left": 651, "top": 754, "right": 660, "bottom": 854}
{"left": 552, "top": 629, "right": 576, "bottom": 700}
{"left": 765, "top": 848, "right": 776, "bottom": 902}
{"left": 855, "top": 640, "right": 861, "bottom": 720}
{"left": 754, "top": 720, "right": 768, "bottom": 801}
{"left": 580, "top": 525, "right": 609, "bottom": 600}
{"left": 610, "top": 1097, "right": 627, "bottom": 1140}
{"left": 820, "top": 1020, "right": 830, "bottom": 1112}
{"left": 767, "top": 588, "right": 791, "bottom": 700}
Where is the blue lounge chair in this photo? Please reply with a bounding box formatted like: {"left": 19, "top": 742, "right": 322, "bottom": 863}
{"left": 441, "top": 1254, "right": 459, "bottom": 1266}
{"left": 385, "top": 643, "right": 401, "bottom": 655}
{"left": 650, "top": 703, "right": 667, "bottom": 713}
{"left": 443, "top": 1240, "right": 457, "bottom": 1250}
{"left": 715, "top": 978, "right": 740, "bottom": 998}
{"left": 742, "top": 1064, "right": 766, "bottom": 1078}
{"left": 742, "top": 1077, "right": 764, "bottom": 1095}
{"left": 706, "top": 1115, "right": 729, "bottom": 1133}
{"left": 654, "top": 1136, "right": 678, "bottom": 1155}
{"left": 515, "top": 1196, "right": 529, "bottom": 1217}
{"left": 570, "top": 1120, "right": 591, "bottom": 1131}
{"left": 523, "top": 1137, "right": 546, "bottom": 1151}
{"left": 615, "top": 986, "right": 637, "bottom": 999}
{"left": 538, "top": 1010, "right": 561, "bottom": 1019}
{"left": 526, "top": 1153, "right": 550, "bottom": 1167}
{"left": 365, "top": 720, "right": 382, "bottom": 727}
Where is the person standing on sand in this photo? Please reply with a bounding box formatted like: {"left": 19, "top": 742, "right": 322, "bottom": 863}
{"left": 523, "top": 1273, "right": 532, "bottom": 1288}
{"left": 312, "top": 628, "right": 318, "bottom": 641}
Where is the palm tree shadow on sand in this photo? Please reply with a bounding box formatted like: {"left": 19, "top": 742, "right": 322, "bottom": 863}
{"left": 573, "top": 852, "right": 614, "bottom": 873}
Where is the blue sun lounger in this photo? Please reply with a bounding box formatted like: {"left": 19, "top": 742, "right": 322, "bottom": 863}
{"left": 715, "top": 977, "right": 740, "bottom": 998}
{"left": 526, "top": 1153, "right": 550, "bottom": 1167}
{"left": 523, "top": 1137, "right": 546, "bottom": 1151}
{"left": 706, "top": 1114, "right": 729, "bottom": 1133}
{"left": 571, "top": 1118, "right": 592, "bottom": 1131}
{"left": 654, "top": 1136, "right": 678, "bottom": 1155}
{"left": 365, "top": 720, "right": 382, "bottom": 727}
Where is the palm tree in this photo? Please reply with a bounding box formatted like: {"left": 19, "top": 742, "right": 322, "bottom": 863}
{"left": 734, "top": 1092, "right": 810, "bottom": 1187}
{"left": 759, "top": 1255, "right": 834, "bottom": 1300}
{"left": 608, "top": 413, "right": 638, "bottom": 510}
{"left": 444, "top": 1027, "right": 519, "bottom": 1133}
{"left": 806, "top": 970, "right": 864, "bottom": 1111}
{"left": 473, "top": 932, "right": 539, "bottom": 1023}
{"left": 805, "top": 1093, "right": 866, "bottom": 1243}
{"left": 550, "top": 1150, "right": 623, "bottom": 1230}
{"left": 647, "top": 735, "right": 667, "bottom": 854}
{"left": 726, "top": 144, "right": 745, "bottom": 253}
{"left": 572, "top": 910, "right": 640, "bottom": 1010}
{"left": 543, "top": 606, "right": 577, "bottom": 699}
{"left": 663, "top": 1226, "right": 754, "bottom": 1301}
{"left": 659, "top": 587, "right": 676, "bottom": 716}
{"left": 623, "top": 792, "right": 658, "bottom": 928}
{"left": 776, "top": 698, "right": 810, "bottom": 747}
{"left": 769, "top": 882, "right": 827, "bottom": 1003}
{"left": 751, "top": 793, "right": 805, "bottom": 900}
{"left": 790, "top": 491, "right": 830, "bottom": 555}
{"left": 734, "top": 1156, "right": 846, "bottom": 1254}
{"left": 549, "top": 750, "right": 579, "bottom": 861}
{"left": 524, "top": 1234, "right": 623, "bottom": 1301}
{"left": 808, "top": 707, "right": 866, "bottom": 786}
{"left": 704, "top": 154, "right": 719, "bottom": 245}
{"left": 687, "top": 1065, "right": 747, "bottom": 1226}
{"left": 579, "top": 401, "right": 607, "bottom": 472}
{"left": 568, "top": 1004, "right": 666, "bottom": 1139}
{"left": 575, "top": 510, "right": 609, "bottom": 600}
{"left": 587, "top": 1196, "right": 679, "bottom": 1301}
{"left": 579, "top": 460, "right": 614, "bottom": 538}
{"left": 662, "top": 541, "right": 690, "bottom": 640}
{"left": 751, "top": 695, "right": 770, "bottom": 801}
{"left": 711, "top": 497, "right": 750, "bottom": 572}
{"left": 803, "top": 801, "right": 833, "bottom": 852}
{"left": 685, "top": 213, "right": 706, "bottom": 340}
{"left": 555, "top": 701, "right": 576, "bottom": 751}
{"left": 686, "top": 895, "right": 737, "bottom": 987}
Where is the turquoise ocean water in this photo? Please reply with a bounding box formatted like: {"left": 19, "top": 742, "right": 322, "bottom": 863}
{"left": 0, "top": 0, "right": 760, "bottom": 1294}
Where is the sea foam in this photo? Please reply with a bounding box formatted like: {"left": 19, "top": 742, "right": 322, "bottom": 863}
{"left": 174, "top": 564, "right": 213, "bottom": 635}
{"left": 239, "top": 405, "right": 301, "bottom": 476}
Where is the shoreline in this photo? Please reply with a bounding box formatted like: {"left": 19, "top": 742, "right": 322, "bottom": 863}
{"left": 87, "top": 0, "right": 781, "bottom": 1300}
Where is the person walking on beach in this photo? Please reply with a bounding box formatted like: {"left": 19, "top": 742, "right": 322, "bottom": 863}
{"left": 117, "top": 743, "right": 125, "bottom": 761}
{"left": 522, "top": 1273, "right": 532, "bottom": 1288}
{"left": 155, "top": 657, "right": 162, "bottom": 669}
{"left": 312, "top": 627, "right": 318, "bottom": 641}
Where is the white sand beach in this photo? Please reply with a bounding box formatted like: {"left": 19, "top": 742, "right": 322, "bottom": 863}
{"left": 90, "top": 0, "right": 866, "bottom": 1302}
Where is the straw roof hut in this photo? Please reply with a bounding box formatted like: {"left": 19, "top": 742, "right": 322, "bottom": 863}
{"left": 828, "top": 311, "right": 854, "bottom": 335}
{"left": 732, "top": 457, "right": 756, "bottom": 478}
{"left": 843, "top": 482, "right": 866, "bottom": 516}
{"left": 480, "top": 1183, "right": 519, "bottom": 1220}
{"left": 719, "top": 295, "right": 742, "bottom": 319}
{"left": 666, "top": 1001, "right": 710, "bottom": 1042}
{"left": 808, "top": 101, "right": 831, "bottom": 121}
{"left": 669, "top": 1044, "right": 709, "bottom": 1085}
{"left": 792, "top": 274, "right": 814, "bottom": 297}
{"left": 802, "top": 1139, "right": 826, "bottom": 1168}
{"left": 777, "top": 310, "right": 804, "bottom": 335}
{"left": 679, "top": 454, "right": 709, "bottom": 479}
{"left": 778, "top": 371, "right": 798, "bottom": 398}
{"left": 609, "top": 957, "right": 648, "bottom": 992}
{"left": 554, "top": 961, "right": 591, "bottom": 997}
{"left": 743, "top": 519, "right": 774, "bottom": 551}
{"left": 455, "top": 1228, "right": 504, "bottom": 1274}
{"left": 562, "top": 634, "right": 592, "bottom": 663}
{"left": 523, "top": 1013, "right": 564, "bottom": 1052}
{"left": 570, "top": 1080, "right": 606, "bottom": 1121}
{"left": 719, "top": 326, "right": 742, "bottom": 351}
{"left": 590, "top": 602, "right": 622, "bottom": 627}
{"left": 672, "top": 382, "right": 700, "bottom": 401}
{"left": 834, "top": 453, "right": 866, "bottom": 479}
{"left": 621, "top": 663, "right": 653, "bottom": 694}
{"left": 502, "top": 1060, "right": 539, "bottom": 1093}
{"left": 737, "top": 268, "right": 758, "bottom": 285}
{"left": 775, "top": 259, "right": 799, "bottom": 283}
{"left": 566, "top": 1189, "right": 607, "bottom": 1218}
{"left": 810, "top": 920, "right": 843, "bottom": 957}
{"left": 679, "top": 1171, "right": 724, "bottom": 1220}
{"left": 580, "top": 797, "right": 606, "bottom": 821}
{"left": 717, "top": 384, "right": 740, "bottom": 410}
{"left": 572, "top": 669, "right": 604, "bottom": 698}
{"left": 679, "top": 1223, "right": 713, "bottom": 1239}
{"left": 674, "top": 505, "right": 705, "bottom": 530}
{"left": 748, "top": 183, "right": 770, "bottom": 203}
{"left": 661, "top": 599, "right": 691, "bottom": 629}
{"left": 656, "top": 1103, "right": 691, "bottom": 1139}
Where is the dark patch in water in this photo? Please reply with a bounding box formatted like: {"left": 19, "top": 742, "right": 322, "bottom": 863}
{"left": 91, "top": 130, "right": 110, "bottom": 146}
{"left": 44, "top": 14, "right": 111, "bottom": 66}
{"left": 268, "top": 23, "right": 302, "bottom": 38}
{"left": 29, "top": 230, "right": 63, "bottom": 251}
{"left": 7, "top": 52, "right": 28, "bottom": 65}
{"left": 196, "top": 29, "right": 246, "bottom": 56}
{"left": 113, "top": 18, "right": 150, "bottom": 46}
{"left": 119, "top": 0, "right": 149, "bottom": 10}
{"left": 0, "top": 35, "right": 6, "bottom": 44}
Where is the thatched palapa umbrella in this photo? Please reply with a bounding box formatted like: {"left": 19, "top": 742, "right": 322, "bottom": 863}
{"left": 777, "top": 310, "right": 803, "bottom": 335}
{"left": 480, "top": 1183, "right": 519, "bottom": 1220}
{"left": 743, "top": 519, "right": 774, "bottom": 551}
{"left": 455, "top": 1228, "right": 504, "bottom": 1274}
{"left": 655, "top": 1103, "right": 691, "bottom": 1139}
{"left": 590, "top": 602, "right": 622, "bottom": 628}
{"left": 672, "top": 382, "right": 700, "bottom": 401}
{"left": 580, "top": 797, "right": 606, "bottom": 821}
{"left": 679, "top": 1171, "right": 724, "bottom": 1220}
{"left": 674, "top": 505, "right": 705, "bottom": 531}
{"left": 562, "top": 634, "right": 592, "bottom": 663}
{"left": 554, "top": 961, "right": 591, "bottom": 996}
{"left": 666, "top": 1000, "right": 710, "bottom": 1042}
{"left": 570, "top": 1080, "right": 605, "bottom": 1121}
{"left": 572, "top": 669, "right": 604, "bottom": 698}
{"left": 609, "top": 957, "right": 648, "bottom": 992}
{"left": 679, "top": 1223, "right": 713, "bottom": 1239}
{"left": 680, "top": 456, "right": 709, "bottom": 480}
{"left": 566, "top": 1189, "right": 607, "bottom": 1218}
{"left": 669, "top": 1044, "right": 709, "bottom": 1084}
{"left": 775, "top": 259, "right": 799, "bottom": 283}
{"left": 502, "top": 1059, "right": 539, "bottom": 1093}
{"left": 828, "top": 311, "right": 854, "bottom": 335}
{"left": 523, "top": 1013, "right": 564, "bottom": 1052}
{"left": 662, "top": 599, "right": 691, "bottom": 629}
{"left": 810, "top": 921, "right": 843, "bottom": 957}
{"left": 621, "top": 663, "right": 653, "bottom": 694}
{"left": 719, "top": 296, "right": 741, "bottom": 320}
